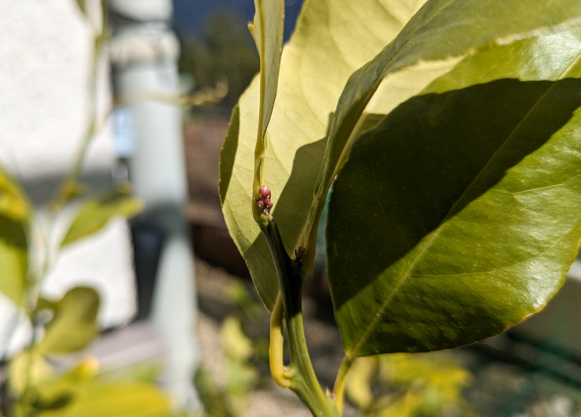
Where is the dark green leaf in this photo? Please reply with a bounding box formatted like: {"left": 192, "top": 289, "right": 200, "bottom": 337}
{"left": 327, "top": 31, "right": 581, "bottom": 356}
{"left": 61, "top": 191, "right": 143, "bottom": 248}
{"left": 37, "top": 287, "right": 100, "bottom": 354}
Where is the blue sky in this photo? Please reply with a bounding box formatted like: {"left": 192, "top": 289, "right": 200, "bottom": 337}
{"left": 172, "top": 0, "right": 304, "bottom": 41}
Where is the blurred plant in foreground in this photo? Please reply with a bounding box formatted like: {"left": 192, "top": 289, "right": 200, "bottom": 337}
{"left": 346, "top": 353, "right": 477, "bottom": 417}
{"left": 0, "top": 1, "right": 175, "bottom": 416}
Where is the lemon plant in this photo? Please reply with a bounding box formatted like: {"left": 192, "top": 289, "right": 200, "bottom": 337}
{"left": 219, "top": 0, "right": 581, "bottom": 415}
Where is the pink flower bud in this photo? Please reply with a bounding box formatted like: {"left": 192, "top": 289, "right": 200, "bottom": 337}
{"left": 259, "top": 186, "right": 271, "bottom": 199}
{"left": 267, "top": 201, "right": 273, "bottom": 209}
{"left": 258, "top": 200, "right": 264, "bottom": 209}
{"left": 295, "top": 247, "right": 305, "bottom": 259}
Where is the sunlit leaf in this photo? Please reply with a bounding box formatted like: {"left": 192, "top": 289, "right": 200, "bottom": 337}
{"left": 220, "top": 0, "right": 430, "bottom": 310}
{"left": 60, "top": 190, "right": 143, "bottom": 248}
{"left": 248, "top": 0, "right": 284, "bottom": 187}
{"left": 37, "top": 287, "right": 100, "bottom": 354}
{"left": 327, "top": 29, "right": 581, "bottom": 356}
{"left": 220, "top": 0, "right": 581, "bottom": 311}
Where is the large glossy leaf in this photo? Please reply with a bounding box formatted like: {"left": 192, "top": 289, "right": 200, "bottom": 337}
{"left": 0, "top": 167, "right": 30, "bottom": 306}
{"left": 221, "top": 0, "right": 581, "bottom": 310}
{"left": 327, "top": 29, "right": 581, "bottom": 356}
{"left": 37, "top": 287, "right": 100, "bottom": 354}
{"left": 61, "top": 190, "right": 143, "bottom": 248}
{"left": 220, "top": 0, "right": 430, "bottom": 310}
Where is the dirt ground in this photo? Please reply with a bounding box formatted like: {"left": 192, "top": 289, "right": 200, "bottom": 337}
{"left": 184, "top": 110, "right": 581, "bottom": 417}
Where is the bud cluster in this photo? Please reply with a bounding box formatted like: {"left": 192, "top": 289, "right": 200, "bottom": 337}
{"left": 255, "top": 185, "right": 274, "bottom": 217}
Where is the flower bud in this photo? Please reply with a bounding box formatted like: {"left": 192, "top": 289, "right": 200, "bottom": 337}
{"left": 295, "top": 247, "right": 305, "bottom": 259}
{"left": 259, "top": 186, "right": 271, "bottom": 199}
{"left": 267, "top": 201, "right": 273, "bottom": 209}
{"left": 263, "top": 208, "right": 270, "bottom": 216}
{"left": 258, "top": 200, "right": 264, "bottom": 209}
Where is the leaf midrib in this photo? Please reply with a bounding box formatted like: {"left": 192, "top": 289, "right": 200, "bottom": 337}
{"left": 345, "top": 50, "right": 581, "bottom": 359}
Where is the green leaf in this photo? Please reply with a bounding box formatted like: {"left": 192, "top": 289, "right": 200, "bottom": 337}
{"left": 8, "top": 350, "right": 54, "bottom": 395}
{"left": 220, "top": 0, "right": 430, "bottom": 310}
{"left": 60, "top": 190, "right": 143, "bottom": 248}
{"left": 249, "top": 0, "right": 284, "bottom": 200}
{"left": 327, "top": 29, "right": 581, "bottom": 356}
{"left": 221, "top": 0, "right": 581, "bottom": 310}
{"left": 37, "top": 287, "right": 100, "bottom": 354}
{"left": 37, "top": 382, "right": 172, "bottom": 417}
{"left": 0, "top": 167, "right": 30, "bottom": 306}
{"left": 33, "top": 356, "right": 100, "bottom": 411}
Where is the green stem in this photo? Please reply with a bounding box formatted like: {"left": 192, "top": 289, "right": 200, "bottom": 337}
{"left": 332, "top": 356, "right": 354, "bottom": 414}
{"left": 260, "top": 219, "right": 339, "bottom": 417}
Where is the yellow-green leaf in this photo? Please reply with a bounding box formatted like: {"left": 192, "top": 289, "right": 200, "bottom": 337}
{"left": 37, "top": 287, "right": 100, "bottom": 354}
{"left": 220, "top": 0, "right": 429, "bottom": 310}
{"left": 8, "top": 350, "right": 54, "bottom": 395}
{"left": 249, "top": 0, "right": 285, "bottom": 213}
{"left": 0, "top": 167, "right": 30, "bottom": 306}
{"left": 61, "top": 191, "right": 143, "bottom": 248}
{"left": 33, "top": 356, "right": 100, "bottom": 411}
{"left": 37, "top": 382, "right": 172, "bottom": 417}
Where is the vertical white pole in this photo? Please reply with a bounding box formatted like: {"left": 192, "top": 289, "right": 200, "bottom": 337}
{"left": 108, "top": 0, "right": 200, "bottom": 410}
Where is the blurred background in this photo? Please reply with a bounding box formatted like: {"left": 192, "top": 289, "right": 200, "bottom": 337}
{"left": 2, "top": 1, "right": 581, "bottom": 417}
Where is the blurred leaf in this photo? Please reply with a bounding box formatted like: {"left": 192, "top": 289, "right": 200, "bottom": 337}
{"left": 61, "top": 191, "right": 143, "bottom": 248}
{"left": 345, "top": 357, "right": 376, "bottom": 411}
{"left": 37, "top": 381, "right": 172, "bottom": 417}
{"left": 37, "top": 287, "right": 100, "bottom": 354}
{"left": 220, "top": 0, "right": 430, "bottom": 310}
{"left": 328, "top": 28, "right": 581, "bottom": 356}
{"left": 220, "top": 317, "right": 259, "bottom": 404}
{"left": 8, "top": 350, "right": 54, "bottom": 395}
{"left": 0, "top": 167, "right": 30, "bottom": 306}
{"left": 379, "top": 354, "right": 472, "bottom": 399}
{"left": 33, "top": 356, "right": 100, "bottom": 411}
{"left": 376, "top": 392, "right": 422, "bottom": 417}
{"left": 194, "top": 367, "right": 237, "bottom": 417}
{"left": 0, "top": 167, "right": 31, "bottom": 222}
{"left": 221, "top": 317, "right": 253, "bottom": 362}
{"left": 226, "top": 282, "right": 262, "bottom": 321}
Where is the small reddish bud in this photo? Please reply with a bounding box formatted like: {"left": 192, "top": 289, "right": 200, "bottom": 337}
{"left": 295, "top": 247, "right": 305, "bottom": 260}
{"left": 257, "top": 200, "right": 264, "bottom": 209}
{"left": 259, "top": 186, "right": 271, "bottom": 199}
{"left": 263, "top": 208, "right": 270, "bottom": 216}
{"left": 267, "top": 201, "right": 273, "bottom": 209}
